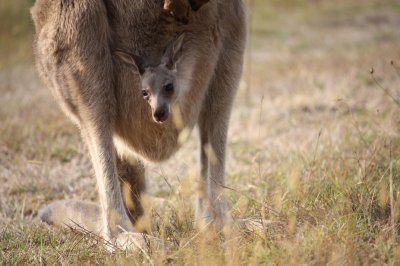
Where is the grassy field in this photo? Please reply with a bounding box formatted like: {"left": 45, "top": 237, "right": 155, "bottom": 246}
{"left": 1, "top": 0, "right": 400, "bottom": 264}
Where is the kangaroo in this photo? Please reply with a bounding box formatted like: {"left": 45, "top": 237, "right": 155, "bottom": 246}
{"left": 31, "top": 0, "right": 246, "bottom": 250}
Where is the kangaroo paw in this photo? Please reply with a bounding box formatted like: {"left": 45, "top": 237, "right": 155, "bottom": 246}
{"left": 195, "top": 197, "right": 229, "bottom": 231}
{"left": 113, "top": 232, "right": 164, "bottom": 253}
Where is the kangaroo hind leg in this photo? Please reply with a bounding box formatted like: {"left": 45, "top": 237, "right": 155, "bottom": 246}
{"left": 117, "top": 156, "right": 147, "bottom": 231}
{"left": 196, "top": 46, "right": 244, "bottom": 230}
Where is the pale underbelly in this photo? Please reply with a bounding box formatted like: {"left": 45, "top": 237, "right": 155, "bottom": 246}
{"left": 113, "top": 111, "right": 194, "bottom": 162}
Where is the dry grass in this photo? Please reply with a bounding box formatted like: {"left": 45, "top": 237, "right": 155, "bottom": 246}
{"left": 1, "top": 0, "right": 400, "bottom": 264}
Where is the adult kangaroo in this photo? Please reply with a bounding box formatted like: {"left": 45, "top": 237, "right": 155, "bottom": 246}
{"left": 31, "top": 0, "right": 246, "bottom": 249}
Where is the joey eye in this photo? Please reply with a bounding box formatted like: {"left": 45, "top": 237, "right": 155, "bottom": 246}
{"left": 164, "top": 83, "right": 174, "bottom": 94}
{"left": 142, "top": 89, "right": 149, "bottom": 98}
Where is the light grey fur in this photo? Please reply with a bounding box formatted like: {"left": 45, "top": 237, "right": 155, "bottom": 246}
{"left": 31, "top": 0, "right": 246, "bottom": 248}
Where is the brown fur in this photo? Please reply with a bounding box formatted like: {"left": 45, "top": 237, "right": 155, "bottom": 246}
{"left": 31, "top": 0, "right": 246, "bottom": 249}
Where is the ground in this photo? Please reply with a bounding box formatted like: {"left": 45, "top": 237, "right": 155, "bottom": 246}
{"left": 1, "top": 0, "right": 400, "bottom": 264}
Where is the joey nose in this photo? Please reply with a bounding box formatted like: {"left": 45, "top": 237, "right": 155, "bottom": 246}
{"left": 153, "top": 108, "right": 169, "bottom": 123}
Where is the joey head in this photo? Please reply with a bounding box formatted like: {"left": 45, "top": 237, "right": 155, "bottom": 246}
{"left": 116, "top": 34, "right": 185, "bottom": 123}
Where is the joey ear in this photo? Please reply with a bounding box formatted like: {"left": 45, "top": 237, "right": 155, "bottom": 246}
{"left": 162, "top": 33, "right": 185, "bottom": 70}
{"left": 188, "top": 0, "right": 210, "bottom": 11}
{"left": 114, "top": 50, "right": 145, "bottom": 75}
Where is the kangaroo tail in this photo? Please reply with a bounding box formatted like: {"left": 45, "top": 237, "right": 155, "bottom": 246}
{"left": 39, "top": 200, "right": 103, "bottom": 235}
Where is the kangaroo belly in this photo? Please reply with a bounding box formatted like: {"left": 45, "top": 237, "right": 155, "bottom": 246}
{"left": 114, "top": 107, "right": 190, "bottom": 162}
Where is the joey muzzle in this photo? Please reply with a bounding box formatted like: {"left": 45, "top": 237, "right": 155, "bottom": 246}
{"left": 153, "top": 105, "right": 170, "bottom": 123}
